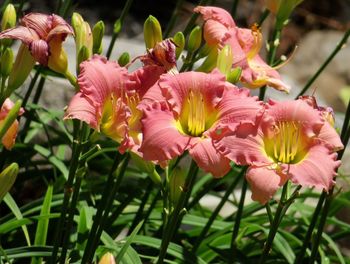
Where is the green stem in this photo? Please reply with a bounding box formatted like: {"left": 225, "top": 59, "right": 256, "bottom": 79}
{"left": 230, "top": 0, "right": 239, "bottom": 18}
{"left": 50, "top": 120, "right": 83, "bottom": 264}
{"left": 258, "top": 9, "right": 270, "bottom": 26}
{"left": 163, "top": 0, "right": 185, "bottom": 38}
{"left": 192, "top": 168, "right": 243, "bottom": 252}
{"left": 230, "top": 174, "right": 248, "bottom": 261}
{"left": 157, "top": 160, "right": 199, "bottom": 264}
{"left": 296, "top": 29, "right": 350, "bottom": 98}
{"left": 259, "top": 183, "right": 289, "bottom": 264}
{"left": 63, "top": 71, "right": 78, "bottom": 91}
{"left": 21, "top": 68, "right": 41, "bottom": 109}
{"left": 294, "top": 192, "right": 326, "bottom": 263}
{"left": 106, "top": 0, "right": 134, "bottom": 59}
{"left": 140, "top": 189, "right": 162, "bottom": 231}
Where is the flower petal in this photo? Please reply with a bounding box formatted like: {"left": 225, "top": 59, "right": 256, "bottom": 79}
{"left": 21, "top": 13, "right": 52, "bottom": 38}
{"left": 139, "top": 102, "right": 191, "bottom": 161}
{"left": 214, "top": 131, "right": 272, "bottom": 166}
{"left": 78, "top": 55, "right": 131, "bottom": 113}
{"left": 29, "top": 39, "right": 49, "bottom": 65}
{"left": 64, "top": 93, "right": 98, "bottom": 129}
{"left": 194, "top": 6, "right": 236, "bottom": 28}
{"left": 203, "top": 19, "right": 230, "bottom": 46}
{"left": 246, "top": 165, "right": 288, "bottom": 204}
{"left": 289, "top": 144, "right": 340, "bottom": 191}
{"left": 158, "top": 71, "right": 226, "bottom": 116}
{"left": 0, "top": 26, "right": 39, "bottom": 45}
{"left": 189, "top": 137, "right": 231, "bottom": 177}
{"left": 317, "top": 122, "right": 344, "bottom": 151}
{"left": 1, "top": 120, "right": 19, "bottom": 150}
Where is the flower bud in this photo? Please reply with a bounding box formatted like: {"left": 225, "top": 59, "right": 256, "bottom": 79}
{"left": 0, "top": 99, "right": 22, "bottom": 149}
{"left": 216, "top": 45, "right": 233, "bottom": 76}
{"left": 169, "top": 167, "right": 186, "bottom": 206}
{"left": 226, "top": 67, "right": 242, "bottom": 84}
{"left": 187, "top": 26, "right": 202, "bottom": 53}
{"left": 92, "top": 21, "right": 105, "bottom": 54}
{"left": 98, "top": 252, "right": 116, "bottom": 264}
{"left": 143, "top": 15, "right": 162, "bottom": 49}
{"left": 117, "top": 52, "right": 130, "bottom": 67}
{"left": 0, "top": 163, "right": 19, "bottom": 202}
{"left": 130, "top": 152, "right": 161, "bottom": 185}
{"left": 113, "top": 18, "right": 122, "bottom": 35}
{"left": 77, "top": 46, "right": 90, "bottom": 67}
{"left": 265, "top": 0, "right": 303, "bottom": 28}
{"left": 196, "top": 48, "right": 218, "bottom": 72}
{"left": 72, "top": 13, "right": 92, "bottom": 61}
{"left": 7, "top": 44, "right": 35, "bottom": 93}
{"left": 1, "top": 48, "right": 14, "bottom": 78}
{"left": 1, "top": 4, "right": 16, "bottom": 31}
{"left": 173, "top": 31, "right": 185, "bottom": 59}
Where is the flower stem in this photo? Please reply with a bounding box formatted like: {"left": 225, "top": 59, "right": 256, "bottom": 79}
{"left": 183, "top": 0, "right": 211, "bottom": 37}
{"left": 163, "top": 0, "right": 185, "bottom": 38}
{"left": 193, "top": 168, "right": 243, "bottom": 252}
{"left": 156, "top": 160, "right": 198, "bottom": 264}
{"left": 230, "top": 0, "right": 239, "bottom": 18}
{"left": 296, "top": 29, "right": 350, "bottom": 98}
{"left": 230, "top": 172, "right": 248, "bottom": 261}
{"left": 259, "top": 182, "right": 289, "bottom": 264}
{"left": 106, "top": 0, "right": 134, "bottom": 59}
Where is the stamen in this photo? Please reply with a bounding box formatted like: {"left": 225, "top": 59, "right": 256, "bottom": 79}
{"left": 187, "top": 90, "right": 206, "bottom": 136}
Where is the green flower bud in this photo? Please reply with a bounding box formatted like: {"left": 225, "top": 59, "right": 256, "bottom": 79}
{"left": 173, "top": 31, "right": 185, "bottom": 59}
{"left": 197, "top": 43, "right": 212, "bottom": 58}
{"left": 92, "top": 20, "right": 105, "bottom": 54}
{"left": 217, "top": 45, "right": 233, "bottom": 76}
{"left": 72, "top": 13, "right": 92, "bottom": 63}
{"left": 226, "top": 67, "right": 242, "bottom": 84}
{"left": 1, "top": 48, "right": 14, "bottom": 78}
{"left": 144, "top": 15, "right": 162, "bottom": 49}
{"left": 0, "top": 163, "right": 19, "bottom": 202}
{"left": 187, "top": 26, "right": 202, "bottom": 53}
{"left": 98, "top": 252, "right": 116, "bottom": 264}
{"left": 169, "top": 167, "right": 186, "bottom": 206}
{"left": 117, "top": 52, "right": 130, "bottom": 67}
{"left": 7, "top": 44, "right": 35, "bottom": 94}
{"left": 196, "top": 48, "right": 218, "bottom": 73}
{"left": 77, "top": 45, "right": 90, "bottom": 67}
{"left": 1, "top": 4, "right": 16, "bottom": 31}
{"left": 113, "top": 18, "right": 122, "bottom": 35}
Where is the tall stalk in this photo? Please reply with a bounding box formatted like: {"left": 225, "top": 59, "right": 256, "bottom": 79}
{"left": 156, "top": 160, "right": 199, "bottom": 264}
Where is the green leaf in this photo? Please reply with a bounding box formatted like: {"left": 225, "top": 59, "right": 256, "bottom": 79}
{"left": 273, "top": 232, "right": 295, "bottom": 264}
{"left": 116, "top": 221, "right": 143, "bottom": 262}
{"left": 31, "top": 185, "right": 53, "bottom": 264}
{"left": 3, "top": 193, "right": 31, "bottom": 246}
{"left": 33, "top": 144, "right": 69, "bottom": 180}
{"left": 322, "top": 233, "right": 346, "bottom": 264}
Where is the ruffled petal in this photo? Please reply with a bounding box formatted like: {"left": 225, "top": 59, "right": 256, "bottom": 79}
{"left": 246, "top": 165, "right": 288, "bottom": 204}
{"left": 0, "top": 26, "right": 39, "bottom": 45}
{"left": 213, "top": 86, "right": 263, "bottom": 135}
{"left": 21, "top": 13, "right": 52, "bottom": 38}
{"left": 317, "top": 122, "right": 344, "bottom": 151}
{"left": 194, "top": 6, "right": 235, "bottom": 28}
{"left": 158, "top": 71, "right": 226, "bottom": 116}
{"left": 221, "top": 29, "right": 247, "bottom": 66}
{"left": 189, "top": 137, "right": 231, "bottom": 177}
{"left": 214, "top": 131, "right": 272, "bottom": 166}
{"left": 139, "top": 102, "right": 191, "bottom": 161}
{"left": 289, "top": 144, "right": 340, "bottom": 191}
{"left": 78, "top": 55, "right": 131, "bottom": 113}
{"left": 203, "top": 20, "right": 229, "bottom": 46}
{"left": 29, "top": 39, "right": 49, "bottom": 65}
{"left": 64, "top": 93, "right": 98, "bottom": 129}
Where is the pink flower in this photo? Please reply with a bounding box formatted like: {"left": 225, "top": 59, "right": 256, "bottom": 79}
{"left": 0, "top": 99, "right": 24, "bottom": 150}
{"left": 138, "top": 70, "right": 263, "bottom": 177}
{"left": 194, "top": 6, "right": 290, "bottom": 92}
{"left": 64, "top": 55, "right": 132, "bottom": 143}
{"left": 215, "top": 99, "right": 343, "bottom": 204}
{"left": 0, "top": 13, "right": 73, "bottom": 68}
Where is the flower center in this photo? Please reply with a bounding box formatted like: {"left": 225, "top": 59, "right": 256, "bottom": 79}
{"left": 264, "top": 121, "right": 307, "bottom": 164}
{"left": 178, "top": 90, "right": 215, "bottom": 137}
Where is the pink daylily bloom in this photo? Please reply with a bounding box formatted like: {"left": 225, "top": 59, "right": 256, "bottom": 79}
{"left": 195, "top": 6, "right": 290, "bottom": 92}
{"left": 139, "top": 71, "right": 263, "bottom": 177}
{"left": 0, "top": 13, "right": 73, "bottom": 66}
{"left": 0, "top": 99, "right": 24, "bottom": 150}
{"left": 215, "top": 99, "right": 343, "bottom": 204}
{"left": 64, "top": 55, "right": 132, "bottom": 143}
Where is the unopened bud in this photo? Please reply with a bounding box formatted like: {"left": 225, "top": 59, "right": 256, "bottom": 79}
{"left": 0, "top": 99, "right": 22, "bottom": 147}
{"left": 144, "top": 15, "right": 162, "bottom": 49}
{"left": 7, "top": 44, "right": 35, "bottom": 93}
{"left": 98, "top": 252, "right": 116, "bottom": 264}
{"left": 113, "top": 19, "right": 122, "bottom": 35}
{"left": 196, "top": 48, "right": 218, "bottom": 73}
{"left": 1, "top": 48, "right": 14, "bottom": 77}
{"left": 0, "top": 163, "right": 19, "bottom": 202}
{"left": 169, "top": 167, "right": 186, "bottom": 205}
{"left": 77, "top": 46, "right": 90, "bottom": 67}
{"left": 72, "top": 13, "right": 92, "bottom": 61}
{"left": 187, "top": 26, "right": 202, "bottom": 53}
{"left": 173, "top": 31, "right": 185, "bottom": 59}
{"left": 217, "top": 45, "right": 233, "bottom": 76}
{"left": 117, "top": 52, "right": 130, "bottom": 67}
{"left": 92, "top": 21, "right": 105, "bottom": 54}
{"left": 1, "top": 4, "right": 16, "bottom": 31}
{"left": 226, "top": 67, "right": 242, "bottom": 84}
